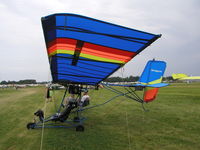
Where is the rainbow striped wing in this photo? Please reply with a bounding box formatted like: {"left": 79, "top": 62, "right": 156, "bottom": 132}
{"left": 42, "top": 13, "right": 161, "bottom": 85}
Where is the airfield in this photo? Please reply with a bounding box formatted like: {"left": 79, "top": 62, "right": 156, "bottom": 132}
{"left": 0, "top": 83, "right": 200, "bottom": 150}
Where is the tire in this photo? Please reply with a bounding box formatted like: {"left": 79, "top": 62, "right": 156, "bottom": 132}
{"left": 26, "top": 122, "right": 36, "bottom": 129}
{"left": 76, "top": 125, "right": 84, "bottom": 132}
{"left": 73, "top": 117, "right": 80, "bottom": 122}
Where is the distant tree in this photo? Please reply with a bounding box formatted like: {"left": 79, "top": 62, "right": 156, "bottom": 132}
{"left": 104, "top": 75, "right": 140, "bottom": 82}
{"left": 129, "top": 75, "right": 139, "bottom": 82}
{"left": 0, "top": 80, "right": 7, "bottom": 84}
{"left": 0, "top": 79, "right": 37, "bottom": 84}
{"left": 18, "top": 79, "right": 37, "bottom": 84}
{"left": 104, "top": 75, "right": 172, "bottom": 83}
{"left": 163, "top": 76, "right": 173, "bottom": 81}
{"left": 0, "top": 80, "right": 17, "bottom": 84}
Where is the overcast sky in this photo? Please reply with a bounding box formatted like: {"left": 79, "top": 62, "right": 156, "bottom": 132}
{"left": 0, "top": 0, "right": 200, "bottom": 81}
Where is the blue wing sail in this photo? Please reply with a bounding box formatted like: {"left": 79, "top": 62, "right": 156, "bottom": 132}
{"left": 42, "top": 14, "right": 161, "bottom": 85}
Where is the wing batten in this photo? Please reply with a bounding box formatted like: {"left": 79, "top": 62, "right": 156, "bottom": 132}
{"left": 56, "top": 26, "right": 151, "bottom": 44}
{"left": 71, "top": 40, "right": 84, "bottom": 66}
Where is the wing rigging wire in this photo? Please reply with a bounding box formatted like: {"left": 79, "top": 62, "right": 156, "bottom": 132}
{"left": 39, "top": 57, "right": 54, "bottom": 150}
{"left": 125, "top": 107, "right": 131, "bottom": 150}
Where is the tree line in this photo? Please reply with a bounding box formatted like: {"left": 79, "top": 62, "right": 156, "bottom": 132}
{"left": 0, "top": 79, "right": 37, "bottom": 85}
{"left": 104, "top": 76, "right": 173, "bottom": 82}
{"left": 0, "top": 76, "right": 173, "bottom": 84}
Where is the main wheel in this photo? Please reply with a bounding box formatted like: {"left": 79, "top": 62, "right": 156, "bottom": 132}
{"left": 73, "top": 117, "right": 80, "bottom": 122}
{"left": 76, "top": 125, "right": 84, "bottom": 132}
{"left": 26, "top": 122, "right": 36, "bottom": 129}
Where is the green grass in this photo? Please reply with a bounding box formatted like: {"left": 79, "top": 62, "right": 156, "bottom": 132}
{"left": 0, "top": 83, "right": 200, "bottom": 150}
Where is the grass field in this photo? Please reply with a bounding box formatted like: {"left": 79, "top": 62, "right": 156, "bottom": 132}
{"left": 0, "top": 83, "right": 200, "bottom": 150}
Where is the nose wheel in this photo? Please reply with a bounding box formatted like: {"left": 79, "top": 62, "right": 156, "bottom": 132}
{"left": 76, "top": 125, "right": 84, "bottom": 132}
{"left": 27, "top": 122, "right": 36, "bottom": 129}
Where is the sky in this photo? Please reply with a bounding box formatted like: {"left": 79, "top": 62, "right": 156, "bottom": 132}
{"left": 0, "top": 0, "right": 200, "bottom": 81}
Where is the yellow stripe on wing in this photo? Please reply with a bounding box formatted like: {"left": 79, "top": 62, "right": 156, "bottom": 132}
{"left": 48, "top": 49, "right": 125, "bottom": 64}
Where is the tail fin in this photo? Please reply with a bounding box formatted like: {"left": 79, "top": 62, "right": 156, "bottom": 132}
{"left": 138, "top": 60, "right": 167, "bottom": 102}
{"left": 139, "top": 60, "right": 166, "bottom": 85}
{"left": 172, "top": 73, "right": 188, "bottom": 80}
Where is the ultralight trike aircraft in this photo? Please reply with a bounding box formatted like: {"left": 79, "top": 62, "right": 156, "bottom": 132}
{"left": 27, "top": 13, "right": 168, "bottom": 131}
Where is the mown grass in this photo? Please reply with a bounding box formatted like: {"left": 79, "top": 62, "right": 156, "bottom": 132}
{"left": 0, "top": 83, "right": 200, "bottom": 150}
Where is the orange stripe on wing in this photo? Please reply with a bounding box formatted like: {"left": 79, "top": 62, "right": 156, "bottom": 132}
{"left": 47, "top": 38, "right": 137, "bottom": 62}
{"left": 82, "top": 43, "right": 136, "bottom": 62}
{"left": 47, "top": 38, "right": 76, "bottom": 55}
{"left": 48, "top": 44, "right": 75, "bottom": 54}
